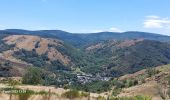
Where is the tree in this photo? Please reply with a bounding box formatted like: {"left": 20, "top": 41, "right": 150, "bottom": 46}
{"left": 22, "top": 67, "right": 43, "bottom": 85}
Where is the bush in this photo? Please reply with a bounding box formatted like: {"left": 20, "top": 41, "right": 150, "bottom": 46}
{"left": 62, "top": 90, "right": 80, "bottom": 99}
{"left": 125, "top": 79, "right": 138, "bottom": 87}
{"left": 80, "top": 92, "right": 90, "bottom": 97}
{"left": 112, "top": 88, "right": 122, "bottom": 96}
{"left": 97, "top": 96, "right": 106, "bottom": 100}
{"left": 114, "top": 81, "right": 125, "bottom": 89}
{"left": 146, "top": 68, "right": 159, "bottom": 77}
{"left": 8, "top": 79, "right": 21, "bottom": 87}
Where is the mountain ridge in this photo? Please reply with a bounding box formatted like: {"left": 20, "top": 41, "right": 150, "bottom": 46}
{"left": 3, "top": 29, "right": 170, "bottom": 47}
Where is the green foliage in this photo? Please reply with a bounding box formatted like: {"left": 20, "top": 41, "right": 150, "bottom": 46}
{"left": 8, "top": 79, "right": 21, "bottom": 87}
{"left": 13, "top": 47, "right": 72, "bottom": 72}
{"left": 70, "top": 81, "right": 112, "bottom": 93}
{"left": 114, "top": 80, "right": 125, "bottom": 89}
{"left": 146, "top": 68, "right": 159, "bottom": 77}
{"left": 97, "top": 96, "right": 106, "bottom": 100}
{"left": 13, "top": 49, "right": 47, "bottom": 67}
{"left": 0, "top": 32, "right": 14, "bottom": 53}
{"left": 52, "top": 43, "right": 100, "bottom": 74}
{"left": 0, "top": 63, "right": 12, "bottom": 77}
{"left": 125, "top": 79, "right": 138, "bottom": 87}
{"left": 62, "top": 90, "right": 90, "bottom": 99}
{"left": 50, "top": 60, "right": 71, "bottom": 71}
{"left": 62, "top": 90, "right": 80, "bottom": 99}
{"left": 80, "top": 92, "right": 90, "bottom": 97}
{"left": 87, "top": 40, "right": 170, "bottom": 77}
{"left": 112, "top": 88, "right": 122, "bottom": 96}
{"left": 37, "top": 90, "right": 49, "bottom": 95}
{"left": 35, "top": 41, "right": 40, "bottom": 48}
{"left": 22, "top": 67, "right": 44, "bottom": 85}
{"left": 0, "top": 40, "right": 15, "bottom": 53}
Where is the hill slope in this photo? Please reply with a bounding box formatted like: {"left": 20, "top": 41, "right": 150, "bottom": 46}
{"left": 85, "top": 39, "right": 170, "bottom": 76}
{"left": 0, "top": 34, "right": 94, "bottom": 77}
{"left": 1, "top": 31, "right": 170, "bottom": 77}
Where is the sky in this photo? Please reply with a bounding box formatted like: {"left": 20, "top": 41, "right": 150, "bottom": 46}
{"left": 0, "top": 0, "right": 170, "bottom": 35}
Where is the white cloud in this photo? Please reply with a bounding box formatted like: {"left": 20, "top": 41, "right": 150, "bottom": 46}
{"left": 93, "top": 30, "right": 104, "bottom": 33}
{"left": 93, "top": 27, "right": 123, "bottom": 33}
{"left": 144, "top": 15, "right": 170, "bottom": 28}
{"left": 109, "top": 27, "right": 123, "bottom": 32}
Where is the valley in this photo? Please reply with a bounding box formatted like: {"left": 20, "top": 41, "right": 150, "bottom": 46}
{"left": 1, "top": 30, "right": 170, "bottom": 100}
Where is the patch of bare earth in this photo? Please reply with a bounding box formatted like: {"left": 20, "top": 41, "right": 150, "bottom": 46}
{"left": 86, "top": 43, "right": 103, "bottom": 51}
{"left": 3, "top": 35, "right": 70, "bottom": 65}
{"left": 117, "top": 39, "right": 144, "bottom": 48}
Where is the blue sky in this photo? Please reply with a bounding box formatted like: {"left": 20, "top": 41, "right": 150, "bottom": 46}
{"left": 0, "top": 0, "right": 170, "bottom": 35}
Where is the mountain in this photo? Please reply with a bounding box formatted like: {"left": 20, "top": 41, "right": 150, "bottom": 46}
{"left": 4, "top": 29, "right": 170, "bottom": 47}
{"left": 85, "top": 39, "right": 170, "bottom": 76}
{"left": 0, "top": 33, "right": 93, "bottom": 77}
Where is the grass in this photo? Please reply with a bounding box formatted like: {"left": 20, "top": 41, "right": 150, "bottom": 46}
{"left": 80, "top": 91, "right": 90, "bottom": 97}
{"left": 62, "top": 90, "right": 90, "bottom": 99}
{"left": 97, "top": 96, "right": 106, "bottom": 100}
{"left": 110, "top": 95, "right": 152, "bottom": 100}
{"left": 62, "top": 90, "right": 80, "bottom": 99}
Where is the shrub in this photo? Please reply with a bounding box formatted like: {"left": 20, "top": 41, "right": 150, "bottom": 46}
{"left": 8, "top": 79, "right": 21, "bottom": 87}
{"left": 112, "top": 88, "right": 122, "bottom": 96}
{"left": 22, "top": 67, "right": 43, "bottom": 85}
{"left": 125, "top": 79, "right": 138, "bottom": 87}
{"left": 146, "top": 68, "right": 159, "bottom": 77}
{"left": 114, "top": 81, "right": 125, "bottom": 89}
{"left": 97, "top": 96, "right": 106, "bottom": 100}
{"left": 80, "top": 92, "right": 90, "bottom": 97}
{"left": 62, "top": 90, "right": 80, "bottom": 99}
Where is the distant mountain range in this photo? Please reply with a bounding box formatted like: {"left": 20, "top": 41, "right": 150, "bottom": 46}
{"left": 3, "top": 29, "right": 170, "bottom": 47}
